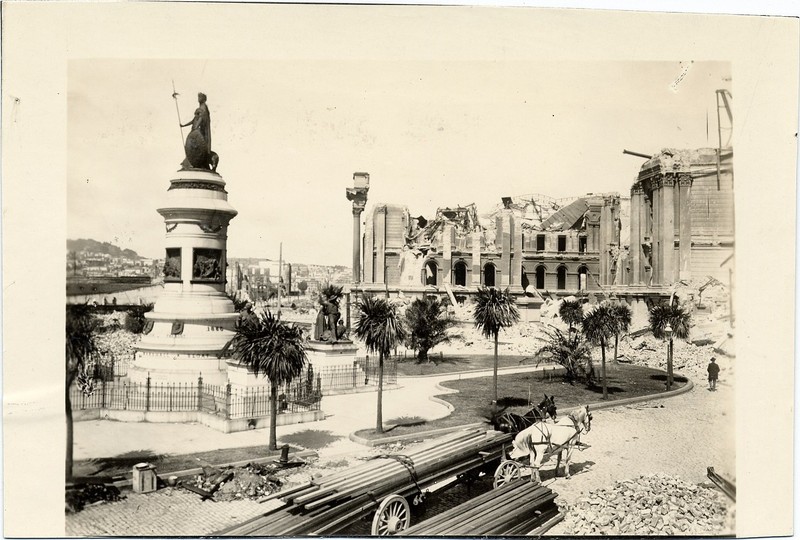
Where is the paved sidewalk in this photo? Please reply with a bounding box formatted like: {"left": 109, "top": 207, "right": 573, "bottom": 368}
{"left": 74, "top": 364, "right": 554, "bottom": 463}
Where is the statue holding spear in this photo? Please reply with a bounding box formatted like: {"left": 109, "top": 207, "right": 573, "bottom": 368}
{"left": 172, "top": 83, "right": 219, "bottom": 172}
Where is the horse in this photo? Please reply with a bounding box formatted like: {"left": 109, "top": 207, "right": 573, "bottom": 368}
{"left": 509, "top": 405, "right": 592, "bottom": 483}
{"left": 492, "top": 394, "right": 557, "bottom": 434}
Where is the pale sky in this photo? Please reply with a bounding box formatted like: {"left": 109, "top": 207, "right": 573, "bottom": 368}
{"left": 68, "top": 59, "right": 731, "bottom": 266}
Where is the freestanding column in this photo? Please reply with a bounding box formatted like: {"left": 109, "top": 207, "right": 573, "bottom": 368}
{"left": 661, "top": 175, "right": 676, "bottom": 284}
{"left": 346, "top": 172, "right": 370, "bottom": 284}
{"left": 443, "top": 223, "right": 453, "bottom": 284}
{"left": 678, "top": 174, "right": 692, "bottom": 280}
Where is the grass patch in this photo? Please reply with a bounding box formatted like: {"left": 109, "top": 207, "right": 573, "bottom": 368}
{"left": 355, "top": 362, "right": 684, "bottom": 440}
{"left": 74, "top": 444, "right": 302, "bottom": 479}
{"left": 395, "top": 354, "right": 541, "bottom": 377}
{"left": 279, "top": 429, "right": 341, "bottom": 450}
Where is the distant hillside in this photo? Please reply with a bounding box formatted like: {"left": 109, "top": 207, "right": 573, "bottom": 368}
{"left": 67, "top": 238, "right": 141, "bottom": 259}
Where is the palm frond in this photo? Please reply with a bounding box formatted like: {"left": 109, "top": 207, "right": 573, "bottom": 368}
{"left": 581, "top": 304, "right": 616, "bottom": 345}
{"left": 228, "top": 310, "right": 308, "bottom": 385}
{"left": 354, "top": 295, "right": 406, "bottom": 356}
{"left": 472, "top": 286, "right": 520, "bottom": 339}
{"left": 648, "top": 303, "right": 691, "bottom": 340}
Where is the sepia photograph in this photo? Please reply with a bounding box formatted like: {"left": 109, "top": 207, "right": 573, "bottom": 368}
{"left": 2, "top": 2, "right": 798, "bottom": 538}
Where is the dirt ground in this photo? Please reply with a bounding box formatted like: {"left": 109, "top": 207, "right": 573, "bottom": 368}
{"left": 543, "top": 356, "right": 736, "bottom": 534}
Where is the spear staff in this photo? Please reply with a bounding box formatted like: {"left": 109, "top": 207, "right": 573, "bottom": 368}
{"left": 171, "top": 80, "right": 185, "bottom": 147}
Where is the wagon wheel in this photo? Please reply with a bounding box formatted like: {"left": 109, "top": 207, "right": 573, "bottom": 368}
{"left": 493, "top": 460, "right": 522, "bottom": 489}
{"left": 371, "top": 494, "right": 411, "bottom": 536}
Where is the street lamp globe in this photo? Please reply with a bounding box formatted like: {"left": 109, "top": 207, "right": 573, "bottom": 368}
{"left": 664, "top": 323, "right": 673, "bottom": 339}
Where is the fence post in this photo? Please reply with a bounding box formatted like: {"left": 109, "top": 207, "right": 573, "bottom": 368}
{"left": 197, "top": 374, "right": 203, "bottom": 411}
{"left": 145, "top": 373, "right": 151, "bottom": 412}
{"left": 169, "top": 383, "right": 173, "bottom": 412}
{"left": 124, "top": 382, "right": 129, "bottom": 410}
{"left": 101, "top": 378, "right": 106, "bottom": 409}
{"left": 225, "top": 382, "right": 232, "bottom": 420}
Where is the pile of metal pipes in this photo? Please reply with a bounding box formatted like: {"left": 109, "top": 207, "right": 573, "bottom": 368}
{"left": 218, "top": 428, "right": 512, "bottom": 536}
{"left": 400, "top": 480, "right": 562, "bottom": 536}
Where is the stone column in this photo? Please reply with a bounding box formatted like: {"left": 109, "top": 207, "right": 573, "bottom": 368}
{"left": 512, "top": 215, "right": 523, "bottom": 289}
{"left": 651, "top": 177, "right": 662, "bottom": 285}
{"left": 363, "top": 211, "right": 374, "bottom": 283}
{"left": 500, "top": 211, "right": 511, "bottom": 287}
{"left": 471, "top": 231, "right": 482, "bottom": 286}
{"left": 630, "top": 183, "right": 643, "bottom": 285}
{"left": 598, "top": 206, "right": 608, "bottom": 285}
{"left": 678, "top": 174, "right": 692, "bottom": 280}
{"left": 661, "top": 175, "right": 676, "bottom": 284}
{"left": 443, "top": 223, "right": 453, "bottom": 285}
{"left": 346, "top": 173, "right": 369, "bottom": 285}
{"left": 374, "top": 205, "right": 387, "bottom": 284}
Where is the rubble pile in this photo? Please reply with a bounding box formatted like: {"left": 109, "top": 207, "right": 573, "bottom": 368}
{"left": 65, "top": 483, "right": 124, "bottom": 513}
{"left": 617, "top": 335, "right": 733, "bottom": 382}
{"left": 558, "top": 473, "right": 734, "bottom": 535}
{"left": 194, "top": 464, "right": 283, "bottom": 501}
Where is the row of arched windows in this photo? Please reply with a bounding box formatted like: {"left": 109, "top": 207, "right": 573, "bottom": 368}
{"left": 423, "top": 260, "right": 590, "bottom": 290}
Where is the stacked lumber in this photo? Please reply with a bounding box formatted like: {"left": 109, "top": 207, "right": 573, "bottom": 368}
{"left": 400, "top": 481, "right": 562, "bottom": 536}
{"left": 218, "top": 428, "right": 511, "bottom": 536}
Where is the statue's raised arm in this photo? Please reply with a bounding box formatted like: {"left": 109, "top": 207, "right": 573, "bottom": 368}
{"left": 180, "top": 92, "right": 219, "bottom": 172}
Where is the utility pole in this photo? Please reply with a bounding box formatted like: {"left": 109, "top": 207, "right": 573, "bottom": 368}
{"left": 277, "top": 242, "right": 283, "bottom": 318}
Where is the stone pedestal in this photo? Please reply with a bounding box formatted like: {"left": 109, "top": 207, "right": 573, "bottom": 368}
{"left": 131, "top": 169, "right": 238, "bottom": 386}
{"left": 305, "top": 340, "right": 364, "bottom": 393}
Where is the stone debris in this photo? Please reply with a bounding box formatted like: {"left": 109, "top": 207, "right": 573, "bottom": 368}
{"left": 193, "top": 464, "right": 283, "bottom": 501}
{"left": 618, "top": 334, "right": 734, "bottom": 383}
{"left": 66, "top": 483, "right": 125, "bottom": 513}
{"left": 557, "top": 473, "right": 734, "bottom": 535}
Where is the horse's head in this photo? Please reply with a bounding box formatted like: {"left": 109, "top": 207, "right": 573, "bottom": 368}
{"left": 536, "top": 394, "right": 558, "bottom": 422}
{"left": 580, "top": 405, "right": 593, "bottom": 433}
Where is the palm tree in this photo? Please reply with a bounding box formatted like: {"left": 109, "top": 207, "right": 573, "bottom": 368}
{"left": 354, "top": 295, "right": 406, "bottom": 434}
{"left": 610, "top": 302, "right": 633, "bottom": 363}
{"left": 559, "top": 299, "right": 584, "bottom": 331}
{"left": 472, "top": 286, "right": 520, "bottom": 410}
{"left": 66, "top": 305, "right": 98, "bottom": 481}
{"left": 648, "top": 302, "right": 691, "bottom": 390}
{"left": 404, "top": 296, "right": 455, "bottom": 361}
{"left": 535, "top": 326, "right": 595, "bottom": 385}
{"left": 227, "top": 310, "right": 307, "bottom": 450}
{"left": 581, "top": 303, "right": 616, "bottom": 400}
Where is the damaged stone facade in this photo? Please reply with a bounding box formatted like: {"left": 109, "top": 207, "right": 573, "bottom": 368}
{"left": 623, "top": 148, "right": 734, "bottom": 286}
{"left": 359, "top": 193, "right": 622, "bottom": 299}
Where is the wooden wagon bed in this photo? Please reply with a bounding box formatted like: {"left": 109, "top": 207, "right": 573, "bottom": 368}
{"left": 400, "top": 479, "right": 563, "bottom": 537}
{"left": 216, "top": 428, "right": 513, "bottom": 536}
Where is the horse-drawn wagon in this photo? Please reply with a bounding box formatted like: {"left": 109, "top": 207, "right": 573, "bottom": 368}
{"left": 493, "top": 405, "right": 593, "bottom": 488}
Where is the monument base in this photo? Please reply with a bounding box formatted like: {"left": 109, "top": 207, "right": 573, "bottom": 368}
{"left": 129, "top": 351, "right": 229, "bottom": 386}
{"left": 305, "top": 340, "right": 359, "bottom": 367}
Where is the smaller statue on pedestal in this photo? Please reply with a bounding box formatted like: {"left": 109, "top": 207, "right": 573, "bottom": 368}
{"left": 313, "top": 284, "right": 348, "bottom": 343}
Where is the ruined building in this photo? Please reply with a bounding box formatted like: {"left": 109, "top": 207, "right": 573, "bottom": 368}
{"left": 355, "top": 193, "right": 623, "bottom": 315}
{"left": 622, "top": 148, "right": 734, "bottom": 287}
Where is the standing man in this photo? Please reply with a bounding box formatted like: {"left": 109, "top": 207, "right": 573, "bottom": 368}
{"left": 707, "top": 357, "right": 720, "bottom": 391}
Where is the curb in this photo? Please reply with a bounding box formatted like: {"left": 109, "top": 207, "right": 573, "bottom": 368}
{"left": 349, "top": 377, "right": 695, "bottom": 447}
{"left": 349, "top": 423, "right": 486, "bottom": 447}
{"left": 398, "top": 362, "right": 562, "bottom": 380}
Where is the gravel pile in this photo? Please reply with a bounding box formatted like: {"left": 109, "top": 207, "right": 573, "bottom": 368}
{"left": 617, "top": 336, "right": 733, "bottom": 382}
{"left": 557, "top": 473, "right": 734, "bottom": 536}
{"left": 194, "top": 464, "right": 284, "bottom": 501}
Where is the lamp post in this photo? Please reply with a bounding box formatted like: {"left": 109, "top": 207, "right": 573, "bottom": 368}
{"left": 664, "top": 323, "right": 674, "bottom": 390}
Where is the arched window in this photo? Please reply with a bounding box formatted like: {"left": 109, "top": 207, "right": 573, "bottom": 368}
{"left": 424, "top": 260, "right": 438, "bottom": 286}
{"left": 535, "top": 265, "right": 546, "bottom": 289}
{"left": 578, "top": 266, "right": 589, "bottom": 291}
{"left": 483, "top": 263, "right": 496, "bottom": 287}
{"left": 453, "top": 261, "right": 467, "bottom": 286}
{"left": 557, "top": 266, "right": 567, "bottom": 290}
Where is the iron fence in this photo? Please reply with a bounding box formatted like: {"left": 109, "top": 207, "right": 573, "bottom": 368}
{"left": 311, "top": 356, "right": 398, "bottom": 395}
{"left": 70, "top": 369, "right": 322, "bottom": 419}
